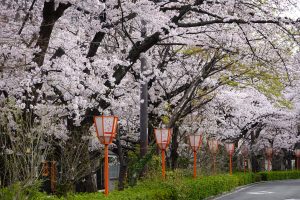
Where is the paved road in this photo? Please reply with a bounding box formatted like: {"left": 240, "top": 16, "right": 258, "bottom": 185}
{"left": 215, "top": 179, "right": 300, "bottom": 200}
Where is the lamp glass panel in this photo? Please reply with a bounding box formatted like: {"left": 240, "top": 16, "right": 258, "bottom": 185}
{"left": 241, "top": 146, "right": 248, "bottom": 157}
{"left": 103, "top": 117, "right": 115, "bottom": 135}
{"left": 94, "top": 116, "right": 118, "bottom": 144}
{"left": 154, "top": 129, "right": 161, "bottom": 143}
{"left": 155, "top": 129, "right": 170, "bottom": 150}
{"left": 161, "top": 129, "right": 169, "bottom": 143}
{"left": 208, "top": 140, "right": 218, "bottom": 153}
{"left": 95, "top": 116, "right": 116, "bottom": 137}
{"left": 155, "top": 129, "right": 169, "bottom": 143}
{"left": 226, "top": 143, "right": 234, "bottom": 153}
{"left": 295, "top": 149, "right": 300, "bottom": 157}
{"left": 266, "top": 147, "right": 272, "bottom": 155}
{"left": 95, "top": 117, "right": 104, "bottom": 137}
{"left": 189, "top": 135, "right": 202, "bottom": 151}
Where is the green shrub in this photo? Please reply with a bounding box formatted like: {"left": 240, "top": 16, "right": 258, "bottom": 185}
{"left": 259, "top": 170, "right": 300, "bottom": 181}
{"left": 147, "top": 155, "right": 162, "bottom": 173}
{"left": 166, "top": 168, "right": 192, "bottom": 180}
{"left": 1, "top": 171, "right": 300, "bottom": 200}
{"left": 41, "top": 180, "right": 177, "bottom": 200}
{"left": 0, "top": 181, "right": 47, "bottom": 200}
{"left": 104, "top": 181, "right": 177, "bottom": 200}
{"left": 174, "top": 173, "right": 256, "bottom": 200}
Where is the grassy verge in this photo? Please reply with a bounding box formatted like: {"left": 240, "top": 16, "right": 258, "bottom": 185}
{"left": 1, "top": 170, "right": 300, "bottom": 200}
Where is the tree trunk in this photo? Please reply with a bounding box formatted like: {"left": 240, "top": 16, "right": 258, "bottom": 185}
{"left": 286, "top": 157, "right": 292, "bottom": 170}
{"left": 140, "top": 19, "right": 148, "bottom": 168}
{"left": 170, "top": 126, "right": 179, "bottom": 169}
{"left": 115, "top": 134, "right": 127, "bottom": 190}
{"left": 250, "top": 153, "right": 261, "bottom": 172}
{"left": 272, "top": 154, "right": 282, "bottom": 171}
{"left": 85, "top": 173, "right": 97, "bottom": 192}
{"left": 118, "top": 163, "right": 127, "bottom": 191}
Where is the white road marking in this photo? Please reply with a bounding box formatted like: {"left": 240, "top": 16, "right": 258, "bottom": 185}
{"left": 284, "top": 199, "right": 300, "bottom": 200}
{"left": 214, "top": 185, "right": 254, "bottom": 199}
{"left": 247, "top": 191, "right": 274, "bottom": 195}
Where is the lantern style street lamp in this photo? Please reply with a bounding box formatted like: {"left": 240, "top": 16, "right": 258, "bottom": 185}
{"left": 295, "top": 148, "right": 300, "bottom": 170}
{"left": 154, "top": 128, "right": 172, "bottom": 179}
{"left": 189, "top": 135, "right": 202, "bottom": 178}
{"left": 265, "top": 147, "right": 273, "bottom": 171}
{"left": 208, "top": 139, "right": 219, "bottom": 174}
{"left": 241, "top": 146, "right": 249, "bottom": 173}
{"left": 225, "top": 143, "right": 235, "bottom": 175}
{"left": 94, "top": 116, "right": 118, "bottom": 196}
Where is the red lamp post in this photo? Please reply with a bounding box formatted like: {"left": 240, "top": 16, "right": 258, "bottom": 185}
{"left": 265, "top": 147, "right": 273, "bottom": 171}
{"left": 295, "top": 149, "right": 300, "bottom": 170}
{"left": 208, "top": 139, "right": 219, "bottom": 174}
{"left": 189, "top": 135, "right": 203, "bottom": 178}
{"left": 94, "top": 116, "right": 118, "bottom": 196}
{"left": 154, "top": 128, "right": 172, "bottom": 179}
{"left": 241, "top": 146, "right": 249, "bottom": 173}
{"left": 225, "top": 143, "right": 235, "bottom": 175}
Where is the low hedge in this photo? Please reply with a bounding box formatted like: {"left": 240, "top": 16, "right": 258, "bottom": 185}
{"left": 173, "top": 173, "right": 256, "bottom": 199}
{"left": 259, "top": 170, "right": 300, "bottom": 181}
{"left": 0, "top": 181, "right": 177, "bottom": 200}
{"left": 1, "top": 170, "right": 300, "bottom": 200}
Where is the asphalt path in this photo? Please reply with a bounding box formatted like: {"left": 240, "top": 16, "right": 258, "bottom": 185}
{"left": 215, "top": 179, "right": 300, "bottom": 200}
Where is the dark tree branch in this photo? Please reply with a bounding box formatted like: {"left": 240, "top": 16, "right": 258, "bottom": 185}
{"left": 127, "top": 32, "right": 161, "bottom": 63}
{"left": 167, "top": 55, "right": 219, "bottom": 127}
{"left": 86, "top": 13, "right": 137, "bottom": 58}
{"left": 50, "top": 47, "right": 65, "bottom": 60}
{"left": 176, "top": 19, "right": 280, "bottom": 27}
{"left": 86, "top": 32, "right": 106, "bottom": 58}
{"left": 18, "top": 0, "right": 37, "bottom": 35}
{"left": 33, "top": 0, "right": 71, "bottom": 66}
